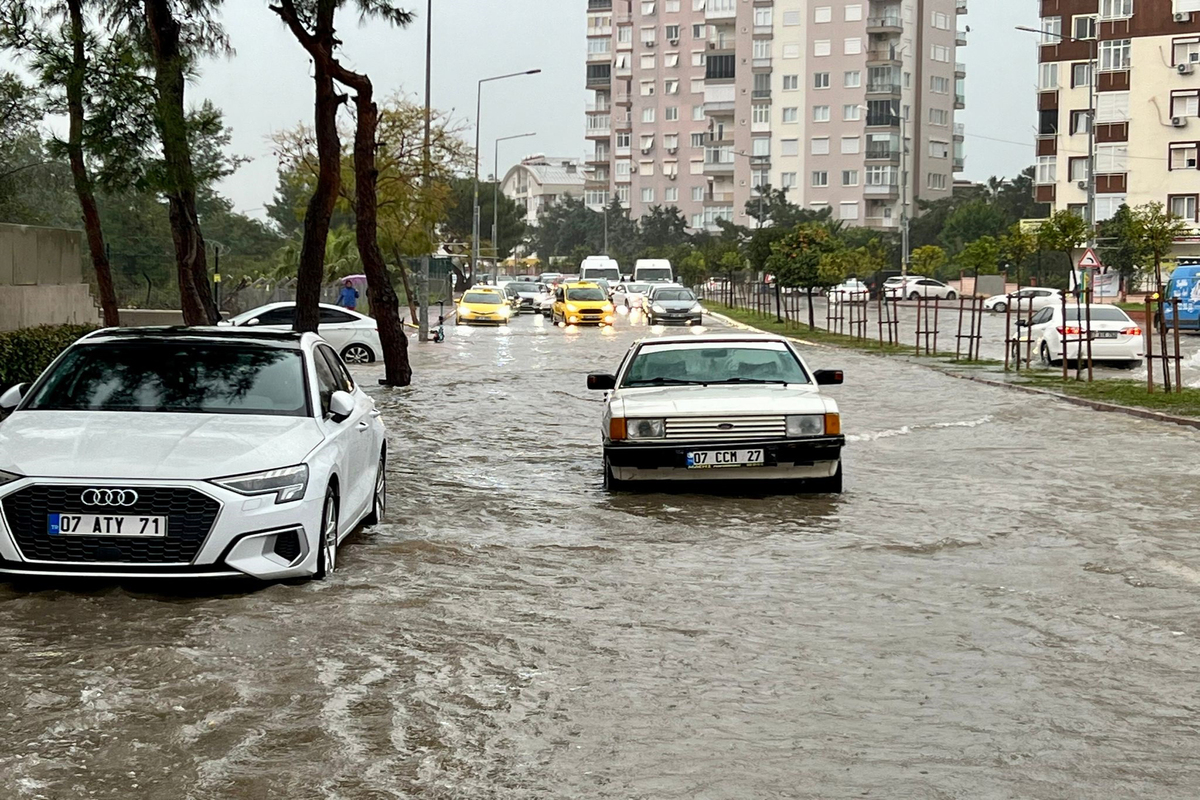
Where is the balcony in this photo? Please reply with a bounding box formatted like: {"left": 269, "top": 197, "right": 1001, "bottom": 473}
{"left": 956, "top": 29, "right": 967, "bottom": 46}
{"left": 586, "top": 72, "right": 611, "bottom": 88}
{"left": 753, "top": 57, "right": 772, "bottom": 70}
{"left": 586, "top": 102, "right": 611, "bottom": 113}
{"left": 705, "top": 2, "right": 736, "bottom": 20}
{"left": 953, "top": 122, "right": 965, "bottom": 140}
{"left": 587, "top": 152, "right": 610, "bottom": 165}
{"left": 703, "top": 160, "right": 735, "bottom": 175}
{"left": 587, "top": 49, "right": 612, "bottom": 62}
{"left": 953, "top": 157, "right": 965, "bottom": 172}
{"left": 614, "top": 92, "right": 632, "bottom": 106}
{"left": 865, "top": 182, "right": 900, "bottom": 198}
{"left": 704, "top": 83, "right": 737, "bottom": 113}
{"left": 865, "top": 146, "right": 900, "bottom": 162}
{"left": 866, "top": 16, "right": 903, "bottom": 34}
{"left": 754, "top": 24, "right": 773, "bottom": 35}
{"left": 752, "top": 88, "right": 771, "bottom": 99}
{"left": 955, "top": 62, "right": 966, "bottom": 78}
{"left": 586, "top": 123, "right": 611, "bottom": 139}
{"left": 587, "top": 0, "right": 612, "bottom": 9}
{"left": 615, "top": 13, "right": 632, "bottom": 24}
{"left": 866, "top": 115, "right": 901, "bottom": 128}
{"left": 866, "top": 81, "right": 901, "bottom": 96}
{"left": 614, "top": 115, "right": 632, "bottom": 131}
{"left": 706, "top": 191, "right": 735, "bottom": 203}
{"left": 867, "top": 48, "right": 902, "bottom": 66}
{"left": 587, "top": 26, "right": 612, "bottom": 37}
{"left": 956, "top": 0, "right": 967, "bottom": 13}
{"left": 865, "top": 215, "right": 899, "bottom": 229}
{"left": 955, "top": 93, "right": 965, "bottom": 109}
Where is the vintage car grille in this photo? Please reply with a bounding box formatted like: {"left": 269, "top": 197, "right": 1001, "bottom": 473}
{"left": 0, "top": 485, "right": 220, "bottom": 564}
{"left": 664, "top": 415, "right": 788, "bottom": 441}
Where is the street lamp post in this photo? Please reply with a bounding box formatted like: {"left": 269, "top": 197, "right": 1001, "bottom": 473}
{"left": 1016, "top": 25, "right": 1097, "bottom": 254}
{"left": 419, "top": 0, "right": 432, "bottom": 343}
{"left": 472, "top": 69, "right": 541, "bottom": 283}
{"left": 493, "top": 132, "right": 536, "bottom": 276}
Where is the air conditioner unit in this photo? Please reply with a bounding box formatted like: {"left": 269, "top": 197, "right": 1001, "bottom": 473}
{"left": 645, "top": 40, "right": 656, "bottom": 47}
{"left": 708, "top": 42, "right": 717, "bottom": 49}
{"left": 1077, "top": 180, "right": 1088, "bottom": 190}
{"left": 641, "top": 147, "right": 653, "bottom": 154}
{"left": 668, "top": 173, "right": 677, "bottom": 181}
{"left": 1173, "top": 116, "right": 1189, "bottom": 127}
{"left": 669, "top": 38, "right": 679, "bottom": 46}
{"left": 1180, "top": 62, "right": 1196, "bottom": 75}
{"left": 667, "top": 147, "right": 678, "bottom": 154}
{"left": 1175, "top": 11, "right": 1192, "bottom": 22}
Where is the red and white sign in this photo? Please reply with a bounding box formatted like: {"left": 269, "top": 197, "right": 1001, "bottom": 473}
{"left": 1077, "top": 248, "right": 1103, "bottom": 269}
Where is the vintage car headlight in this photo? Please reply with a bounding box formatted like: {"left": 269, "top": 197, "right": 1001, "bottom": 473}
{"left": 786, "top": 415, "right": 825, "bottom": 437}
{"left": 627, "top": 418, "right": 666, "bottom": 439}
{"left": 213, "top": 464, "right": 309, "bottom": 504}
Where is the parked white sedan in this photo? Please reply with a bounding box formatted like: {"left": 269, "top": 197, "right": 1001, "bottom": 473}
{"left": 827, "top": 279, "right": 869, "bottom": 302}
{"left": 224, "top": 302, "right": 383, "bottom": 365}
{"left": 0, "top": 328, "right": 386, "bottom": 580}
{"left": 885, "top": 277, "right": 958, "bottom": 301}
{"left": 588, "top": 333, "right": 845, "bottom": 492}
{"left": 984, "top": 287, "right": 1062, "bottom": 314}
{"left": 1016, "top": 304, "right": 1144, "bottom": 366}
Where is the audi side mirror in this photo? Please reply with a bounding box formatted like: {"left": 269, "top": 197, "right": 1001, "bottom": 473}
{"left": 0, "top": 383, "right": 27, "bottom": 411}
{"left": 328, "top": 390, "right": 355, "bottom": 422}
{"left": 814, "top": 370, "right": 843, "bottom": 386}
{"left": 587, "top": 373, "right": 616, "bottom": 391}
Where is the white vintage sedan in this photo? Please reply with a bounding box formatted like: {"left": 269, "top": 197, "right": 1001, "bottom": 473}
{"left": 0, "top": 328, "right": 386, "bottom": 581}
{"left": 588, "top": 333, "right": 845, "bottom": 492}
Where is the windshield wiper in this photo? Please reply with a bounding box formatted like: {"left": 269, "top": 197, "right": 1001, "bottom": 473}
{"left": 704, "top": 378, "right": 793, "bottom": 385}
{"left": 623, "top": 377, "right": 703, "bottom": 386}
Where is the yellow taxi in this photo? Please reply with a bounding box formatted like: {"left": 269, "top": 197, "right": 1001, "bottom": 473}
{"left": 552, "top": 281, "right": 616, "bottom": 326}
{"left": 456, "top": 286, "right": 512, "bottom": 325}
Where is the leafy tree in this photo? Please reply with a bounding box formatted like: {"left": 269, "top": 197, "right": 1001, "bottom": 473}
{"left": 766, "top": 223, "right": 840, "bottom": 330}
{"left": 1036, "top": 210, "right": 1088, "bottom": 286}
{"left": 1131, "top": 202, "right": 1190, "bottom": 289}
{"left": 940, "top": 199, "right": 1007, "bottom": 254}
{"left": 998, "top": 224, "right": 1037, "bottom": 284}
{"left": 526, "top": 195, "right": 602, "bottom": 262}
{"left": 443, "top": 176, "right": 527, "bottom": 262}
{"left": 677, "top": 247, "right": 707, "bottom": 288}
{"left": 744, "top": 186, "right": 824, "bottom": 229}
{"left": 1096, "top": 204, "right": 1144, "bottom": 299}
{"left": 956, "top": 235, "right": 1001, "bottom": 276}
{"left": 638, "top": 204, "right": 690, "bottom": 251}
{"left": 910, "top": 244, "right": 947, "bottom": 278}
{"left": 744, "top": 225, "right": 791, "bottom": 274}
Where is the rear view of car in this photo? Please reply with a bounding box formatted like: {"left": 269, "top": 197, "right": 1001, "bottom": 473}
{"left": 1022, "top": 305, "right": 1144, "bottom": 366}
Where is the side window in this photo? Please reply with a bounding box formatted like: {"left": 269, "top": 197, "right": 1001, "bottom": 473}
{"left": 318, "top": 345, "right": 355, "bottom": 393}
{"left": 311, "top": 349, "right": 339, "bottom": 416}
{"left": 1031, "top": 308, "right": 1053, "bottom": 325}
{"left": 556, "top": 288, "right": 565, "bottom": 302}
{"left": 319, "top": 308, "right": 356, "bottom": 324}
{"left": 256, "top": 307, "right": 296, "bottom": 325}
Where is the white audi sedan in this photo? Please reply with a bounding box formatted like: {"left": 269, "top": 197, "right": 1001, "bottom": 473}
{"left": 0, "top": 328, "right": 386, "bottom": 581}
{"left": 588, "top": 333, "right": 845, "bottom": 492}
{"left": 223, "top": 302, "right": 383, "bottom": 365}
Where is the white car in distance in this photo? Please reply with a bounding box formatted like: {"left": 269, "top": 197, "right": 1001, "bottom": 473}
{"left": 0, "top": 328, "right": 387, "bottom": 581}
{"left": 984, "top": 287, "right": 1062, "bottom": 314}
{"left": 223, "top": 302, "right": 383, "bottom": 365}
{"left": 885, "top": 277, "right": 958, "bottom": 301}
{"left": 613, "top": 282, "right": 654, "bottom": 310}
{"left": 1016, "top": 304, "right": 1145, "bottom": 366}
{"left": 588, "top": 333, "right": 845, "bottom": 492}
{"left": 827, "top": 279, "right": 869, "bottom": 302}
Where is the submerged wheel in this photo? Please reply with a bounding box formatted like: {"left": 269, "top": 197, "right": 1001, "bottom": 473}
{"left": 1040, "top": 342, "right": 1057, "bottom": 367}
{"left": 810, "top": 462, "right": 844, "bottom": 494}
{"left": 909, "top": 292, "right": 920, "bottom": 301}
{"left": 314, "top": 486, "right": 339, "bottom": 579}
{"left": 341, "top": 343, "right": 375, "bottom": 364}
{"left": 946, "top": 291, "right": 957, "bottom": 300}
{"left": 603, "top": 455, "right": 628, "bottom": 492}
{"left": 363, "top": 449, "right": 386, "bottom": 526}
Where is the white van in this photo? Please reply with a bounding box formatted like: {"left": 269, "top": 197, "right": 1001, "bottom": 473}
{"left": 580, "top": 256, "right": 622, "bottom": 284}
{"left": 633, "top": 259, "right": 674, "bottom": 283}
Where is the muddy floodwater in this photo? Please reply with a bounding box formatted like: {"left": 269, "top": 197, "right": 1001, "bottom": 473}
{"left": 2, "top": 312, "right": 1200, "bottom": 799}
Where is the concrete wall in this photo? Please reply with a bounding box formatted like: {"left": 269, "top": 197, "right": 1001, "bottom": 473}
{"left": 0, "top": 223, "right": 101, "bottom": 331}
{"left": 0, "top": 284, "right": 101, "bottom": 331}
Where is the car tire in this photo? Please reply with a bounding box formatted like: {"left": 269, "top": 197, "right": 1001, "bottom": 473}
{"left": 810, "top": 462, "right": 843, "bottom": 494}
{"left": 603, "top": 455, "right": 629, "bottom": 492}
{"left": 1040, "top": 342, "right": 1058, "bottom": 367}
{"left": 362, "top": 449, "right": 386, "bottom": 526}
{"left": 993, "top": 301, "right": 1007, "bottom": 313}
{"left": 909, "top": 292, "right": 920, "bottom": 301}
{"left": 946, "top": 291, "right": 957, "bottom": 300}
{"left": 314, "top": 486, "right": 339, "bottom": 579}
{"left": 340, "top": 343, "right": 375, "bottom": 364}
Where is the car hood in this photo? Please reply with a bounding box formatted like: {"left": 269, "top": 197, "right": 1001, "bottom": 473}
{"left": 0, "top": 411, "right": 325, "bottom": 480}
{"left": 612, "top": 384, "right": 834, "bottom": 417}
{"left": 460, "top": 302, "right": 507, "bottom": 312}
{"left": 653, "top": 299, "right": 700, "bottom": 310}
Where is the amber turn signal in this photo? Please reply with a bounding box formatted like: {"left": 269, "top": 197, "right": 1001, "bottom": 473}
{"left": 824, "top": 413, "right": 841, "bottom": 436}
{"left": 609, "top": 417, "right": 627, "bottom": 440}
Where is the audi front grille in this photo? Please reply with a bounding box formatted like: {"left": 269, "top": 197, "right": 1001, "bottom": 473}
{"left": 0, "top": 485, "right": 221, "bottom": 564}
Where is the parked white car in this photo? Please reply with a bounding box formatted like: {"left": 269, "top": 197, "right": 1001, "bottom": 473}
{"left": 885, "top": 277, "right": 958, "bottom": 300}
{"left": 0, "top": 328, "right": 387, "bottom": 581}
{"left": 1015, "top": 304, "right": 1144, "bottom": 366}
{"left": 223, "top": 302, "right": 383, "bottom": 365}
{"left": 587, "top": 333, "right": 845, "bottom": 492}
{"left": 984, "top": 287, "right": 1062, "bottom": 314}
{"left": 827, "top": 279, "right": 869, "bottom": 302}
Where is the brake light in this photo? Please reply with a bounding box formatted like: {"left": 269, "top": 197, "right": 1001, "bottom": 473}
{"left": 1121, "top": 327, "right": 1142, "bottom": 336}
{"left": 1057, "top": 326, "right": 1081, "bottom": 335}
{"left": 609, "top": 418, "right": 627, "bottom": 440}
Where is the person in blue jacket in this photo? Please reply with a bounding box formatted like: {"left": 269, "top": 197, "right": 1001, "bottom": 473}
{"left": 338, "top": 279, "right": 359, "bottom": 311}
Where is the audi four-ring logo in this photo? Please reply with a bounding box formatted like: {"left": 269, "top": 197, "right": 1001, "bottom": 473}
{"left": 80, "top": 489, "right": 139, "bottom": 507}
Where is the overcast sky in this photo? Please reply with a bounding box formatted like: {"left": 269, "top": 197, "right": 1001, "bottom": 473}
{"left": 196, "top": 1, "right": 1038, "bottom": 220}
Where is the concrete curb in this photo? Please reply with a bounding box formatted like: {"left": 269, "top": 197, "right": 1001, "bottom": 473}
{"left": 707, "top": 310, "right": 1200, "bottom": 431}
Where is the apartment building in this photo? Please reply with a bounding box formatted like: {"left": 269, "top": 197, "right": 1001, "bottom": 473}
{"left": 500, "top": 155, "right": 588, "bottom": 226}
{"left": 585, "top": 0, "right": 966, "bottom": 233}
{"left": 1034, "top": 0, "right": 1200, "bottom": 258}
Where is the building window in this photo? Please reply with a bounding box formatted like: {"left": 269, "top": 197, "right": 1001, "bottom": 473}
{"left": 815, "top": 6, "right": 831, "bottom": 23}
{"left": 641, "top": 26, "right": 657, "bottom": 45}
{"left": 664, "top": 52, "right": 679, "bottom": 67}
{"left": 752, "top": 137, "right": 771, "bottom": 157}
{"left": 665, "top": 24, "right": 680, "bottom": 40}
{"left": 845, "top": 4, "right": 863, "bottom": 21}
{"left": 782, "top": 107, "right": 798, "bottom": 123}
{"left": 691, "top": 132, "right": 705, "bottom": 147}
{"left": 840, "top": 201, "right": 859, "bottom": 220}
{"left": 665, "top": 0, "right": 679, "bottom": 11}
{"left": 692, "top": 23, "right": 705, "bottom": 38}
{"left": 866, "top": 165, "right": 897, "bottom": 186}
{"left": 931, "top": 11, "right": 950, "bottom": 30}
{"left": 616, "top": 132, "right": 631, "bottom": 149}
{"left": 931, "top": 45, "right": 950, "bottom": 63}
{"left": 751, "top": 168, "right": 768, "bottom": 189}
{"left": 812, "top": 105, "right": 830, "bottom": 122}
{"left": 753, "top": 7, "right": 772, "bottom": 25}
{"left": 781, "top": 172, "right": 797, "bottom": 188}
{"left": 692, "top": 105, "right": 705, "bottom": 121}
{"left": 664, "top": 133, "right": 679, "bottom": 149}
{"left": 691, "top": 50, "right": 705, "bottom": 67}
{"left": 585, "top": 190, "right": 609, "bottom": 207}
{"left": 642, "top": 108, "right": 656, "bottom": 124}
{"left": 1069, "top": 157, "right": 1089, "bottom": 181}
{"left": 814, "top": 72, "right": 830, "bottom": 89}
{"left": 1070, "top": 110, "right": 1091, "bottom": 135}
{"left": 705, "top": 54, "right": 735, "bottom": 80}
{"left": 753, "top": 39, "right": 771, "bottom": 60}
{"left": 640, "top": 80, "right": 655, "bottom": 97}
{"left": 840, "top": 136, "right": 861, "bottom": 154}
{"left": 665, "top": 106, "right": 679, "bottom": 122}
{"left": 814, "top": 40, "right": 831, "bottom": 57}
{"left": 781, "top": 138, "right": 799, "bottom": 156}
{"left": 929, "top": 140, "right": 949, "bottom": 158}
{"left": 642, "top": 1, "right": 656, "bottom": 15}
{"left": 844, "top": 38, "right": 862, "bottom": 56}
{"left": 844, "top": 70, "right": 861, "bottom": 88}
{"left": 783, "top": 75, "right": 799, "bottom": 90}
{"left": 1174, "top": 37, "right": 1200, "bottom": 66}
{"left": 931, "top": 76, "right": 950, "bottom": 94}
{"left": 665, "top": 79, "right": 679, "bottom": 95}
{"left": 751, "top": 104, "right": 770, "bottom": 125}
{"left": 842, "top": 170, "right": 859, "bottom": 187}
{"left": 782, "top": 44, "right": 800, "bottom": 59}
{"left": 616, "top": 160, "right": 631, "bottom": 177}
{"left": 783, "top": 10, "right": 800, "bottom": 25}
{"left": 1096, "top": 91, "right": 1130, "bottom": 122}
{"left": 811, "top": 137, "right": 830, "bottom": 155}
{"left": 641, "top": 187, "right": 655, "bottom": 203}
{"left": 1099, "top": 0, "right": 1133, "bottom": 20}
{"left": 927, "top": 173, "right": 948, "bottom": 190}
{"left": 1073, "top": 15, "right": 1097, "bottom": 40}
{"left": 1039, "top": 62, "right": 1058, "bottom": 90}
{"left": 1172, "top": 90, "right": 1200, "bottom": 118}
{"left": 1099, "top": 39, "right": 1131, "bottom": 71}
{"left": 843, "top": 104, "right": 862, "bottom": 121}
{"left": 812, "top": 171, "right": 829, "bottom": 188}
{"left": 618, "top": 26, "right": 633, "bottom": 44}
{"left": 1170, "top": 195, "right": 1198, "bottom": 222}
{"left": 664, "top": 187, "right": 678, "bottom": 203}
{"left": 1040, "top": 16, "right": 1062, "bottom": 44}
{"left": 928, "top": 108, "right": 949, "bottom": 125}
{"left": 1094, "top": 194, "right": 1125, "bottom": 221}
{"left": 640, "top": 53, "right": 656, "bottom": 70}
{"left": 1036, "top": 155, "right": 1057, "bottom": 185}
{"left": 1170, "top": 143, "right": 1199, "bottom": 170}
{"left": 1072, "top": 63, "right": 1092, "bottom": 88}
{"left": 692, "top": 186, "right": 705, "bottom": 201}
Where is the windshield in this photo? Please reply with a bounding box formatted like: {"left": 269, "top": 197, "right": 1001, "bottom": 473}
{"left": 1066, "top": 307, "right": 1131, "bottom": 322}
{"left": 622, "top": 344, "right": 809, "bottom": 386}
{"left": 24, "top": 342, "right": 309, "bottom": 417}
{"left": 463, "top": 292, "right": 503, "bottom": 304}
{"left": 567, "top": 288, "right": 608, "bottom": 301}
{"left": 653, "top": 289, "right": 696, "bottom": 302}
{"left": 582, "top": 267, "right": 621, "bottom": 281}
{"left": 626, "top": 283, "right": 651, "bottom": 293}
{"left": 637, "top": 268, "right": 673, "bottom": 282}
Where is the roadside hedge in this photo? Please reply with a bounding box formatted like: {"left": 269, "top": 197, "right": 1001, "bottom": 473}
{"left": 0, "top": 324, "right": 97, "bottom": 390}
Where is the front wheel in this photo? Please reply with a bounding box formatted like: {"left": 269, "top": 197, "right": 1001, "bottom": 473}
{"left": 809, "top": 462, "right": 843, "bottom": 494}
{"left": 341, "top": 343, "right": 375, "bottom": 364}
{"left": 945, "top": 291, "right": 957, "bottom": 300}
{"left": 314, "top": 486, "right": 339, "bottom": 579}
{"left": 993, "top": 302, "right": 1007, "bottom": 313}
{"left": 909, "top": 292, "right": 920, "bottom": 301}
{"left": 603, "top": 455, "right": 629, "bottom": 492}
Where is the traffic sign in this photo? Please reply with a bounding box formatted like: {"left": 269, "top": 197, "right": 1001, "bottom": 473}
{"left": 1077, "top": 248, "right": 1103, "bottom": 269}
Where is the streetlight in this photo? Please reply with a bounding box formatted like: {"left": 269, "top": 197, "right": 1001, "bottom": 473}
{"left": 472, "top": 69, "right": 541, "bottom": 281}
{"left": 1016, "top": 24, "right": 1097, "bottom": 254}
{"left": 493, "top": 131, "right": 536, "bottom": 276}
{"left": 419, "top": 0, "right": 432, "bottom": 342}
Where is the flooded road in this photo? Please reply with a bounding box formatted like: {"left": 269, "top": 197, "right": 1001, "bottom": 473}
{"left": 4, "top": 311, "right": 1200, "bottom": 798}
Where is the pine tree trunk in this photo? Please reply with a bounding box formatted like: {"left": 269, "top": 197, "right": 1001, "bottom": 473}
{"left": 66, "top": 0, "right": 118, "bottom": 327}
{"left": 143, "top": 0, "right": 216, "bottom": 325}
{"left": 293, "top": 59, "right": 341, "bottom": 333}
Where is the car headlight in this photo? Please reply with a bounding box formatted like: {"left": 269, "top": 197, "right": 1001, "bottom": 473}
{"left": 691, "top": 303, "right": 705, "bottom": 313}
{"left": 567, "top": 303, "right": 578, "bottom": 312}
{"left": 213, "top": 464, "right": 309, "bottom": 504}
{"left": 627, "top": 418, "right": 666, "bottom": 439}
{"left": 459, "top": 306, "right": 472, "bottom": 316}
{"left": 786, "top": 415, "right": 825, "bottom": 437}
{"left": 0, "top": 469, "right": 24, "bottom": 488}
{"left": 603, "top": 303, "right": 614, "bottom": 312}
{"left": 499, "top": 306, "right": 512, "bottom": 317}
{"left": 652, "top": 304, "right": 666, "bottom": 314}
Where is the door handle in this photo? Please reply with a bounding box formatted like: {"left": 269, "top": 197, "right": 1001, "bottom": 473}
{"left": 355, "top": 421, "right": 370, "bottom": 431}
